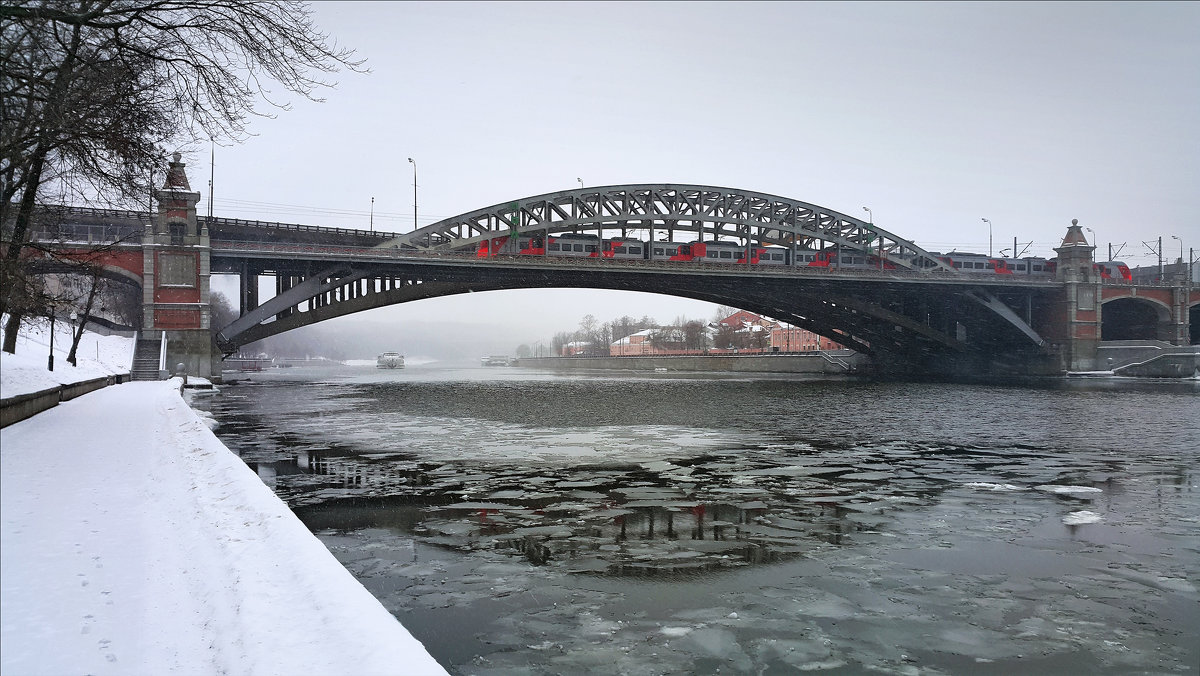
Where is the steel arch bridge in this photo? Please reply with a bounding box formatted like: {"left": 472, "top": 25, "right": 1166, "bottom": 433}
{"left": 379, "top": 184, "right": 955, "bottom": 272}
{"left": 209, "top": 184, "right": 1064, "bottom": 376}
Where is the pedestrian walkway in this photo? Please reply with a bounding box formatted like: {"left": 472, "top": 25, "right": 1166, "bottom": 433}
{"left": 1, "top": 380, "right": 446, "bottom": 676}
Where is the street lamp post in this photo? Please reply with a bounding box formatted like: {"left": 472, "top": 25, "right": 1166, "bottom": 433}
{"left": 577, "top": 178, "right": 583, "bottom": 189}
{"left": 1171, "top": 235, "right": 1183, "bottom": 264}
{"left": 407, "top": 157, "right": 417, "bottom": 232}
{"left": 1085, "top": 227, "right": 1099, "bottom": 258}
{"left": 47, "top": 313, "right": 55, "bottom": 371}
{"left": 861, "top": 206, "right": 872, "bottom": 224}
{"left": 981, "top": 218, "right": 992, "bottom": 256}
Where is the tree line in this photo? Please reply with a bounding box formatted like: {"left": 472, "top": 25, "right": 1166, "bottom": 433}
{"left": 532, "top": 305, "right": 770, "bottom": 357}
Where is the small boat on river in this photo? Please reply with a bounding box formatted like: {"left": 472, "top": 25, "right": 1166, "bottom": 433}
{"left": 377, "top": 352, "right": 405, "bottom": 369}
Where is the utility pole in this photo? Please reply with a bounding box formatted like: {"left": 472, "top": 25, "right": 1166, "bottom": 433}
{"left": 208, "top": 141, "right": 214, "bottom": 220}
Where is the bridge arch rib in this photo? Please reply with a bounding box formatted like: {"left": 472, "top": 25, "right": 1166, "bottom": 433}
{"left": 380, "top": 184, "right": 954, "bottom": 272}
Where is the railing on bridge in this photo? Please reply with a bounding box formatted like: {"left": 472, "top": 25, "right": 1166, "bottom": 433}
{"left": 24, "top": 205, "right": 398, "bottom": 245}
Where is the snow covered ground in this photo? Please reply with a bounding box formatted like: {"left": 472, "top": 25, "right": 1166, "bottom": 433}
{"left": 1, "top": 325, "right": 447, "bottom": 675}
{"left": 0, "top": 317, "right": 135, "bottom": 398}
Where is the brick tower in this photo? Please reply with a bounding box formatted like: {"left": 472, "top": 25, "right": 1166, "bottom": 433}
{"left": 142, "top": 153, "right": 215, "bottom": 379}
{"left": 1050, "top": 219, "right": 1101, "bottom": 371}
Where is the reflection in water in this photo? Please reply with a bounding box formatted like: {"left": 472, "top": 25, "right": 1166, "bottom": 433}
{"left": 195, "top": 367, "right": 1200, "bottom": 674}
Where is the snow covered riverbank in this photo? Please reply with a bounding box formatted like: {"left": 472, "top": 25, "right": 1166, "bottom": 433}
{"left": 0, "top": 318, "right": 135, "bottom": 399}
{"left": 0, "top": 378, "right": 446, "bottom": 675}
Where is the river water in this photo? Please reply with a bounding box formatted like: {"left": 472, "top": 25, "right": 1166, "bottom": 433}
{"left": 189, "top": 365, "right": 1200, "bottom": 675}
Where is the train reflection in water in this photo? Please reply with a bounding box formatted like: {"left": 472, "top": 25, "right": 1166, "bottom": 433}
{"left": 248, "top": 447, "right": 922, "bottom": 577}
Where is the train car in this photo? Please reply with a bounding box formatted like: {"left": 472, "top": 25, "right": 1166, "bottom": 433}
{"left": 1094, "top": 261, "right": 1132, "bottom": 281}
{"left": 602, "top": 237, "right": 646, "bottom": 259}
{"left": 689, "top": 241, "right": 795, "bottom": 265}
{"left": 546, "top": 233, "right": 600, "bottom": 257}
{"left": 795, "top": 249, "right": 834, "bottom": 267}
{"left": 758, "top": 246, "right": 790, "bottom": 265}
{"left": 937, "top": 252, "right": 1065, "bottom": 277}
{"left": 693, "top": 240, "right": 765, "bottom": 264}
{"left": 476, "top": 234, "right": 545, "bottom": 257}
{"left": 792, "top": 248, "right": 893, "bottom": 270}
{"left": 1016, "top": 257, "right": 1055, "bottom": 276}
{"left": 476, "top": 235, "right": 510, "bottom": 258}
{"left": 648, "top": 241, "right": 697, "bottom": 261}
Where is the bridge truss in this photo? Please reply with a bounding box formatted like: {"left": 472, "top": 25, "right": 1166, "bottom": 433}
{"left": 382, "top": 184, "right": 954, "bottom": 272}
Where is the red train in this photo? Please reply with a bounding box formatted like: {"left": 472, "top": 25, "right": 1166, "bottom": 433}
{"left": 473, "top": 234, "right": 1131, "bottom": 281}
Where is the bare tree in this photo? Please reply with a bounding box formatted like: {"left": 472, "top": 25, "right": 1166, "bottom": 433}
{"left": 1, "top": 1, "right": 365, "bottom": 352}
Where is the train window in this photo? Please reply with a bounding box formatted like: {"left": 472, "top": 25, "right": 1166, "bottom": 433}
{"left": 573, "top": 244, "right": 583, "bottom": 252}
{"left": 804, "top": 255, "right": 815, "bottom": 262}
{"left": 708, "top": 250, "right": 719, "bottom": 258}
{"left": 629, "top": 247, "right": 642, "bottom": 255}
{"left": 953, "top": 262, "right": 962, "bottom": 268}
{"left": 586, "top": 244, "right": 597, "bottom": 252}
{"left": 653, "top": 247, "right": 664, "bottom": 256}
{"left": 1032, "top": 264, "right": 1042, "bottom": 271}
{"left": 720, "top": 250, "right": 732, "bottom": 259}
{"left": 985, "top": 262, "right": 995, "bottom": 270}
{"left": 1015, "top": 263, "right": 1026, "bottom": 271}
{"left": 772, "top": 253, "right": 784, "bottom": 261}
{"left": 613, "top": 246, "right": 626, "bottom": 254}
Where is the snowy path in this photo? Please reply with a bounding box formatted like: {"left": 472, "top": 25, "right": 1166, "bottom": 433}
{"left": 1, "top": 381, "right": 446, "bottom": 676}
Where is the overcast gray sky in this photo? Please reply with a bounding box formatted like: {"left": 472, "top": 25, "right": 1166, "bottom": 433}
{"left": 200, "top": 1, "right": 1199, "bottom": 346}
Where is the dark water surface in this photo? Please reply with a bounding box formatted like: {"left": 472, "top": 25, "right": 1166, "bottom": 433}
{"left": 189, "top": 365, "right": 1200, "bottom": 675}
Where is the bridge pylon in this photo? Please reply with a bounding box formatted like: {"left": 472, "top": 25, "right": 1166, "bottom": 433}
{"left": 142, "top": 153, "right": 217, "bottom": 380}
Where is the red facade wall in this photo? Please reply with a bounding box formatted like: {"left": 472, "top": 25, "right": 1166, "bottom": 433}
{"left": 154, "top": 309, "right": 200, "bottom": 329}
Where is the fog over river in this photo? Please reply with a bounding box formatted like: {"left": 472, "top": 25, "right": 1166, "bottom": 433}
{"left": 189, "top": 365, "right": 1200, "bottom": 675}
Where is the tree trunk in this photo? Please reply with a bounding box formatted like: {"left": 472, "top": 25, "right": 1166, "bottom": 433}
{"left": 67, "top": 270, "right": 102, "bottom": 366}
{"left": 2, "top": 312, "right": 23, "bottom": 354}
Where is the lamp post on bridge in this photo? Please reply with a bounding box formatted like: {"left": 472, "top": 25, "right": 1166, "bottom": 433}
{"left": 1085, "top": 227, "right": 1098, "bottom": 259}
{"left": 577, "top": 177, "right": 583, "bottom": 189}
{"left": 861, "top": 206, "right": 872, "bottom": 224}
{"left": 407, "top": 157, "right": 417, "bottom": 232}
{"left": 981, "top": 218, "right": 992, "bottom": 256}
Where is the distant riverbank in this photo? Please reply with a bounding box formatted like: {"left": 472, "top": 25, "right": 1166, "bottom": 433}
{"left": 514, "top": 350, "right": 870, "bottom": 375}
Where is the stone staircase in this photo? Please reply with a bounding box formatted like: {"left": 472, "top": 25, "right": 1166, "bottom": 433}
{"left": 131, "top": 334, "right": 163, "bottom": 381}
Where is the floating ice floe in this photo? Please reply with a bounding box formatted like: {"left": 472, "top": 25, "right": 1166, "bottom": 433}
{"left": 1035, "top": 484, "right": 1103, "bottom": 495}
{"left": 1062, "top": 510, "right": 1102, "bottom": 525}
{"left": 964, "top": 482, "right": 1025, "bottom": 491}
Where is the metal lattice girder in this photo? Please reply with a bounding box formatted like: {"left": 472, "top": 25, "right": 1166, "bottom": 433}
{"left": 963, "top": 288, "right": 1047, "bottom": 347}
{"left": 377, "top": 184, "right": 954, "bottom": 271}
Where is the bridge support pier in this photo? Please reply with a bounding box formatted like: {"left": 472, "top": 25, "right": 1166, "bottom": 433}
{"left": 142, "top": 153, "right": 220, "bottom": 381}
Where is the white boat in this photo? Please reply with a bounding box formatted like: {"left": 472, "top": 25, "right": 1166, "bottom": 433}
{"left": 481, "top": 355, "right": 512, "bottom": 366}
{"left": 376, "top": 352, "right": 405, "bottom": 369}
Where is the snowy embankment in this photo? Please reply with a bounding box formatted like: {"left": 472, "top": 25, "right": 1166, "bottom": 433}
{"left": 1, "top": 361, "right": 446, "bottom": 674}
{"left": 0, "top": 317, "right": 134, "bottom": 398}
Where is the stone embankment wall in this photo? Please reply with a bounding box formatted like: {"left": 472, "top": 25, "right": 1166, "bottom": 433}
{"left": 514, "top": 351, "right": 871, "bottom": 374}
{"left": 1114, "top": 352, "right": 1199, "bottom": 378}
{"left": 1, "top": 374, "right": 132, "bottom": 428}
